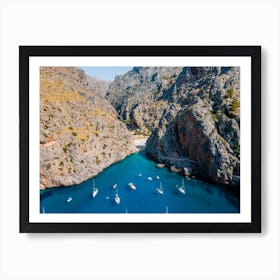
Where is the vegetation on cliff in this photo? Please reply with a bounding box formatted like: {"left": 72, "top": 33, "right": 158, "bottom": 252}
{"left": 106, "top": 67, "right": 183, "bottom": 135}
{"left": 106, "top": 67, "right": 240, "bottom": 186}
{"left": 40, "top": 67, "right": 136, "bottom": 189}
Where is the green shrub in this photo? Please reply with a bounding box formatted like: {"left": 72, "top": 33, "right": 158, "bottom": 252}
{"left": 95, "top": 156, "right": 101, "bottom": 164}
{"left": 134, "top": 130, "right": 143, "bottom": 135}
{"left": 226, "top": 87, "right": 235, "bottom": 98}
{"left": 220, "top": 137, "right": 227, "bottom": 144}
{"left": 121, "top": 118, "right": 131, "bottom": 124}
{"left": 233, "top": 143, "right": 240, "bottom": 158}
{"left": 231, "top": 98, "right": 240, "bottom": 112}
{"left": 210, "top": 110, "right": 218, "bottom": 122}
{"left": 72, "top": 132, "right": 77, "bottom": 136}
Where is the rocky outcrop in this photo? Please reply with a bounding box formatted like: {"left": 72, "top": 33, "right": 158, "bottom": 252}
{"left": 40, "top": 67, "right": 137, "bottom": 189}
{"left": 86, "top": 76, "right": 111, "bottom": 97}
{"left": 106, "top": 66, "right": 240, "bottom": 186}
{"left": 106, "top": 67, "right": 183, "bottom": 134}
{"left": 146, "top": 67, "right": 240, "bottom": 185}
{"left": 176, "top": 101, "right": 239, "bottom": 184}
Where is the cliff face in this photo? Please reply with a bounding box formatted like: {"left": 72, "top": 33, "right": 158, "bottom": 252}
{"left": 86, "top": 76, "right": 111, "bottom": 97}
{"left": 40, "top": 67, "right": 137, "bottom": 189}
{"left": 106, "top": 67, "right": 183, "bottom": 135}
{"left": 107, "top": 67, "right": 240, "bottom": 186}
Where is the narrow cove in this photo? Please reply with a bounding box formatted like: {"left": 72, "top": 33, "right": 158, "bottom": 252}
{"left": 40, "top": 150, "right": 240, "bottom": 214}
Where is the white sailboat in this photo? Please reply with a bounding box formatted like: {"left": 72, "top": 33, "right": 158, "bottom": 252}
{"left": 114, "top": 185, "right": 120, "bottom": 204}
{"left": 147, "top": 176, "right": 153, "bottom": 181}
{"left": 176, "top": 177, "right": 186, "bottom": 194}
{"left": 128, "top": 182, "right": 136, "bottom": 190}
{"left": 115, "top": 194, "right": 120, "bottom": 204}
{"left": 156, "top": 182, "right": 164, "bottom": 195}
{"left": 92, "top": 179, "right": 98, "bottom": 198}
{"left": 138, "top": 173, "right": 142, "bottom": 177}
{"left": 156, "top": 176, "right": 160, "bottom": 179}
{"left": 66, "top": 197, "right": 72, "bottom": 203}
{"left": 112, "top": 183, "right": 117, "bottom": 190}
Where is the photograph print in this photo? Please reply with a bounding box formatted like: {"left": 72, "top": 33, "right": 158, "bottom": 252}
{"left": 20, "top": 46, "right": 261, "bottom": 233}
{"left": 40, "top": 66, "right": 240, "bottom": 214}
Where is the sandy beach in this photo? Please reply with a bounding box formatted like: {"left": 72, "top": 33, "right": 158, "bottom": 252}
{"left": 134, "top": 137, "right": 148, "bottom": 150}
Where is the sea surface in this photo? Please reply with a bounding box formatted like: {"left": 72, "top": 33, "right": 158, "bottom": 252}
{"left": 40, "top": 151, "right": 240, "bottom": 213}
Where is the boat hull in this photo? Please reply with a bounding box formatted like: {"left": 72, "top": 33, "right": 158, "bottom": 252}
{"left": 92, "top": 189, "right": 98, "bottom": 198}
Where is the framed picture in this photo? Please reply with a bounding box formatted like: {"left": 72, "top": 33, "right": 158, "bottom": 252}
{"left": 20, "top": 46, "right": 261, "bottom": 233}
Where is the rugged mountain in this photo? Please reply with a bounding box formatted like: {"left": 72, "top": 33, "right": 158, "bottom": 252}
{"left": 106, "top": 67, "right": 183, "bottom": 135}
{"left": 86, "top": 76, "right": 111, "bottom": 97}
{"left": 107, "top": 67, "right": 240, "bottom": 186}
{"left": 40, "top": 67, "right": 137, "bottom": 189}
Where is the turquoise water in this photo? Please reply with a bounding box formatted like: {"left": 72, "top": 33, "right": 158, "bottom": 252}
{"left": 40, "top": 151, "right": 240, "bottom": 213}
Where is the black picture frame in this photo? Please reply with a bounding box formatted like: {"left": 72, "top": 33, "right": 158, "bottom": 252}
{"left": 19, "top": 46, "right": 261, "bottom": 233}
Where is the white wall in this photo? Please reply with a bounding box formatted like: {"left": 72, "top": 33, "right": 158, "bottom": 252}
{"left": 0, "top": 0, "right": 279, "bottom": 279}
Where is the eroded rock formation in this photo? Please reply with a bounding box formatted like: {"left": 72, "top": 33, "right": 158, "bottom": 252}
{"left": 107, "top": 67, "right": 240, "bottom": 185}
{"left": 40, "top": 67, "right": 137, "bottom": 189}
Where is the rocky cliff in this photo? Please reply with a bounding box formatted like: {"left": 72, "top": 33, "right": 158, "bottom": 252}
{"left": 40, "top": 67, "right": 137, "bottom": 189}
{"left": 86, "top": 76, "right": 111, "bottom": 97}
{"left": 107, "top": 67, "right": 240, "bottom": 186}
{"left": 106, "top": 67, "right": 183, "bottom": 135}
